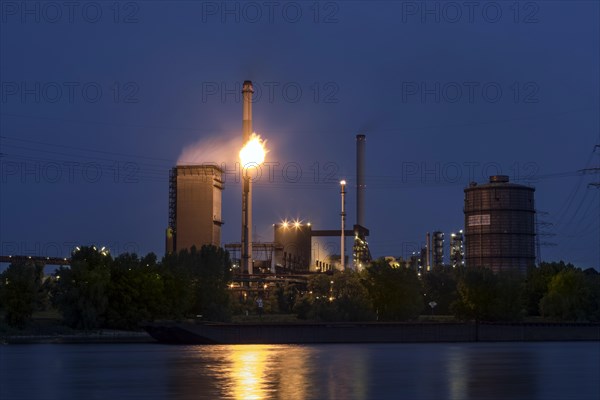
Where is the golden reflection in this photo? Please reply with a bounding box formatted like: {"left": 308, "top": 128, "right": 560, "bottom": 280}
{"left": 222, "top": 345, "right": 311, "bottom": 400}
{"left": 275, "top": 346, "right": 309, "bottom": 400}
{"left": 229, "top": 345, "right": 269, "bottom": 400}
{"left": 184, "top": 344, "right": 373, "bottom": 399}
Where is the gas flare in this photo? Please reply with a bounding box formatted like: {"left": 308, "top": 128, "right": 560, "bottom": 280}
{"left": 239, "top": 132, "right": 268, "bottom": 168}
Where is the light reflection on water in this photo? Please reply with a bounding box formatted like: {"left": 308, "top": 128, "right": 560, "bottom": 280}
{"left": 227, "top": 346, "right": 269, "bottom": 399}
{"left": 216, "top": 345, "right": 278, "bottom": 399}
{"left": 1, "top": 342, "right": 599, "bottom": 399}
{"left": 177, "top": 344, "right": 372, "bottom": 399}
{"left": 446, "top": 345, "right": 538, "bottom": 400}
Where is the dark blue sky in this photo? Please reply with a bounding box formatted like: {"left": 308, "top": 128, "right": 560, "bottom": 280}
{"left": 1, "top": 1, "right": 599, "bottom": 269}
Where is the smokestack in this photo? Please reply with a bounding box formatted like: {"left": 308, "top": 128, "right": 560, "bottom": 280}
{"left": 356, "top": 134, "right": 366, "bottom": 227}
{"left": 242, "top": 81, "right": 253, "bottom": 143}
{"left": 241, "top": 81, "right": 254, "bottom": 274}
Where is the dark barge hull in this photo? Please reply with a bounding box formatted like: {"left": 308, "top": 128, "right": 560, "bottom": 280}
{"left": 144, "top": 322, "right": 600, "bottom": 344}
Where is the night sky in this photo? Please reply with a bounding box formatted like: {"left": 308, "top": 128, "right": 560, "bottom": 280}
{"left": 1, "top": 1, "right": 599, "bottom": 270}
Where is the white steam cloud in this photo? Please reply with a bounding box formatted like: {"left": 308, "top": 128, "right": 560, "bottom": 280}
{"left": 177, "top": 134, "right": 241, "bottom": 167}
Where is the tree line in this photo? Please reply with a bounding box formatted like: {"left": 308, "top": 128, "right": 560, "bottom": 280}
{"left": 1, "top": 246, "right": 599, "bottom": 330}
{"left": 0, "top": 245, "right": 232, "bottom": 330}
{"left": 291, "top": 260, "right": 600, "bottom": 323}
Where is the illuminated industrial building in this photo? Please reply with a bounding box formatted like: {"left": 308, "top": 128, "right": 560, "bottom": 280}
{"left": 450, "top": 230, "right": 465, "bottom": 268}
{"left": 274, "top": 220, "right": 312, "bottom": 273}
{"left": 166, "top": 165, "right": 224, "bottom": 254}
{"left": 224, "top": 242, "right": 282, "bottom": 274}
{"left": 310, "top": 236, "right": 339, "bottom": 272}
{"left": 464, "top": 175, "right": 536, "bottom": 274}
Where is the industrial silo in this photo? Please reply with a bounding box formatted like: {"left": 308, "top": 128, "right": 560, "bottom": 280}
{"left": 464, "top": 175, "right": 536, "bottom": 274}
{"left": 166, "top": 165, "right": 224, "bottom": 254}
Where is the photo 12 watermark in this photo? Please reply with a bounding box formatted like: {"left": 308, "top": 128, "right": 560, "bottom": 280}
{"left": 400, "top": 81, "right": 540, "bottom": 104}
{"left": 0, "top": 1, "right": 140, "bottom": 24}
{"left": 201, "top": 81, "right": 340, "bottom": 104}
{"left": 1, "top": 81, "right": 140, "bottom": 104}
{"left": 180, "top": 161, "right": 342, "bottom": 185}
{"left": 400, "top": 161, "right": 540, "bottom": 184}
{"left": 398, "top": 1, "right": 540, "bottom": 24}
{"left": 199, "top": 1, "right": 340, "bottom": 24}
{"left": 0, "top": 160, "right": 140, "bottom": 184}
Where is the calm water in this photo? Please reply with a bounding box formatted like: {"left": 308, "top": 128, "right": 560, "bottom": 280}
{"left": 1, "top": 342, "right": 599, "bottom": 399}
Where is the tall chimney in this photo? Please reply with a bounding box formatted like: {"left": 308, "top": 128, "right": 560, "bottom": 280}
{"left": 356, "top": 134, "right": 366, "bottom": 227}
{"left": 242, "top": 81, "right": 253, "bottom": 144}
{"left": 241, "top": 81, "right": 254, "bottom": 274}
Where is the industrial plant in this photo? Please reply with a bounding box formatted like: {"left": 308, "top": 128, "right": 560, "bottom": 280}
{"left": 163, "top": 80, "right": 538, "bottom": 286}
{"left": 159, "top": 79, "right": 377, "bottom": 301}
{"left": 0, "top": 80, "right": 544, "bottom": 312}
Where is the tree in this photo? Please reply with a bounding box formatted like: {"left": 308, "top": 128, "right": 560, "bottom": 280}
{"left": 523, "top": 261, "right": 572, "bottom": 316}
{"left": 363, "top": 259, "right": 423, "bottom": 321}
{"left": 295, "top": 274, "right": 336, "bottom": 321}
{"left": 274, "top": 282, "right": 299, "bottom": 314}
{"left": 106, "top": 253, "right": 166, "bottom": 330}
{"left": 52, "top": 246, "right": 112, "bottom": 330}
{"left": 540, "top": 268, "right": 592, "bottom": 321}
{"left": 0, "top": 261, "right": 42, "bottom": 328}
{"left": 492, "top": 271, "right": 525, "bottom": 321}
{"left": 330, "top": 271, "right": 375, "bottom": 321}
{"left": 582, "top": 268, "right": 600, "bottom": 322}
{"left": 196, "top": 245, "right": 233, "bottom": 321}
{"left": 422, "top": 267, "right": 458, "bottom": 315}
{"left": 295, "top": 271, "right": 375, "bottom": 321}
{"left": 155, "top": 264, "right": 194, "bottom": 320}
{"left": 451, "top": 268, "right": 524, "bottom": 322}
{"left": 161, "top": 245, "right": 233, "bottom": 321}
{"left": 452, "top": 268, "right": 496, "bottom": 321}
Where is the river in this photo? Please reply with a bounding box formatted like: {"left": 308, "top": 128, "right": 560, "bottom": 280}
{"left": 1, "top": 342, "right": 599, "bottom": 399}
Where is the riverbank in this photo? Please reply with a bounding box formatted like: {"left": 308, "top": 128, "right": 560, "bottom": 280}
{"left": 145, "top": 321, "right": 600, "bottom": 344}
{"left": 4, "top": 319, "right": 599, "bottom": 345}
{"left": 2, "top": 330, "right": 155, "bottom": 344}
{"left": 0, "top": 314, "right": 155, "bottom": 344}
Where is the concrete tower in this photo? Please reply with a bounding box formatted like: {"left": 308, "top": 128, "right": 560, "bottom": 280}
{"left": 166, "top": 165, "right": 224, "bottom": 254}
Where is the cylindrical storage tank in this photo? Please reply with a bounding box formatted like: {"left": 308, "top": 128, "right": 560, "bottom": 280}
{"left": 274, "top": 222, "right": 312, "bottom": 273}
{"left": 464, "top": 175, "right": 535, "bottom": 274}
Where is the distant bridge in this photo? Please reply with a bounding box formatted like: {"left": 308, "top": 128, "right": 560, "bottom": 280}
{"left": 0, "top": 255, "right": 71, "bottom": 266}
